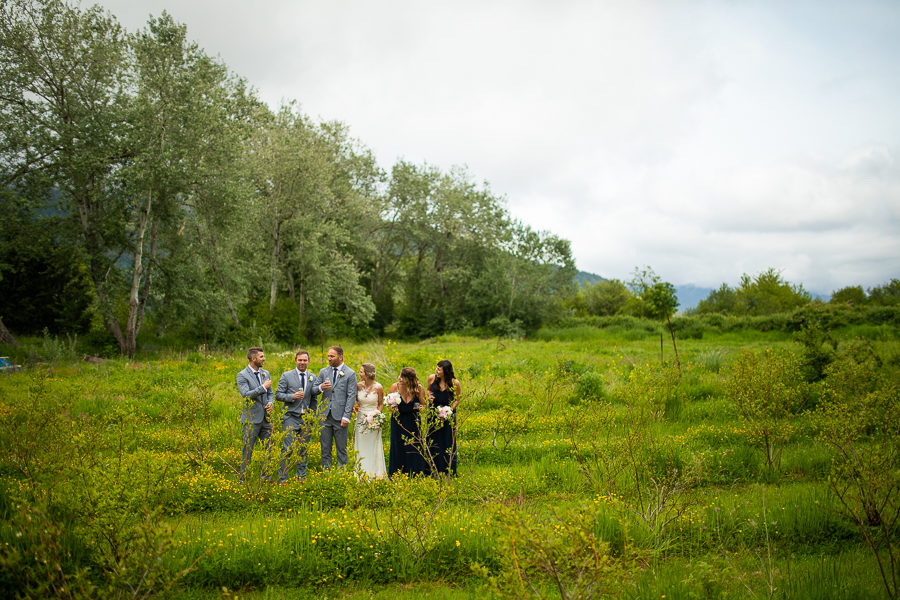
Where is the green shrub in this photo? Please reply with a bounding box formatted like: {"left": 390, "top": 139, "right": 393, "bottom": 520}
{"left": 574, "top": 370, "right": 607, "bottom": 403}
{"left": 725, "top": 348, "right": 806, "bottom": 470}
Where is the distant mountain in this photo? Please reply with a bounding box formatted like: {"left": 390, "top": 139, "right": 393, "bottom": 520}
{"left": 574, "top": 270, "right": 605, "bottom": 285}
{"left": 674, "top": 284, "right": 713, "bottom": 311}
{"left": 573, "top": 270, "right": 712, "bottom": 311}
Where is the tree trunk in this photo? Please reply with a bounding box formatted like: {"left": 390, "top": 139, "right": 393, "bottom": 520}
{"left": 125, "top": 191, "right": 153, "bottom": 358}
{"left": 297, "top": 275, "right": 305, "bottom": 332}
{"left": 0, "top": 317, "right": 17, "bottom": 348}
{"left": 286, "top": 268, "right": 296, "bottom": 302}
{"left": 666, "top": 314, "right": 681, "bottom": 374}
{"left": 269, "top": 221, "right": 281, "bottom": 311}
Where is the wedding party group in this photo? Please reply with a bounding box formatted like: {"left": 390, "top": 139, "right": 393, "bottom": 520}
{"left": 236, "top": 345, "right": 461, "bottom": 483}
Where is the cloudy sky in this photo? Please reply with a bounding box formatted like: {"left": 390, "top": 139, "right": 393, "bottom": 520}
{"left": 93, "top": 0, "right": 900, "bottom": 295}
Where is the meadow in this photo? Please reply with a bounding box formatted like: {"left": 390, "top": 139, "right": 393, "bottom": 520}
{"left": 0, "top": 322, "right": 897, "bottom": 599}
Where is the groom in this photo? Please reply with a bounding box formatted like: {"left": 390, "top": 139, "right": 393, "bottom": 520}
{"left": 315, "top": 345, "right": 356, "bottom": 470}
{"left": 275, "top": 350, "right": 318, "bottom": 482}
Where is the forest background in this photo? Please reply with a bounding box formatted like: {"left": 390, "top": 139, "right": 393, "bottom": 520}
{"left": 1, "top": 0, "right": 898, "bottom": 360}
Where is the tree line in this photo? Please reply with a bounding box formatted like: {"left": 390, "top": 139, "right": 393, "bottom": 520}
{"left": 2, "top": 1, "right": 895, "bottom": 358}
{"left": 0, "top": 0, "right": 575, "bottom": 355}
{"left": 569, "top": 268, "right": 899, "bottom": 319}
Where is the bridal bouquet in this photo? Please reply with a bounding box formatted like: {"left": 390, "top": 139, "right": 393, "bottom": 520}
{"left": 362, "top": 410, "right": 386, "bottom": 432}
{"left": 385, "top": 392, "right": 401, "bottom": 410}
{"left": 436, "top": 405, "right": 454, "bottom": 421}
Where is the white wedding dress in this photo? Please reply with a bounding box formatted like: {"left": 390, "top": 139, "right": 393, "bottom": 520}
{"left": 354, "top": 387, "right": 387, "bottom": 478}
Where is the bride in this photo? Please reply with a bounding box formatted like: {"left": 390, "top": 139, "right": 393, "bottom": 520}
{"left": 354, "top": 363, "right": 387, "bottom": 478}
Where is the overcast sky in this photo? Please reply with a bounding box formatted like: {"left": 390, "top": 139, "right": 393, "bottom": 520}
{"left": 92, "top": 0, "right": 900, "bottom": 295}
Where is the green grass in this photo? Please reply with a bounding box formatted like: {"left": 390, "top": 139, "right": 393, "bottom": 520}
{"left": 0, "top": 331, "right": 895, "bottom": 598}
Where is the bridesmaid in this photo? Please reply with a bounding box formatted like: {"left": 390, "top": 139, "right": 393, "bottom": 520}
{"left": 387, "top": 367, "right": 429, "bottom": 478}
{"left": 427, "top": 360, "right": 461, "bottom": 476}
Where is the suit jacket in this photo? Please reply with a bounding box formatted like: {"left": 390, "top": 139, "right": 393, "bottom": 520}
{"left": 316, "top": 364, "right": 357, "bottom": 422}
{"left": 275, "top": 368, "right": 318, "bottom": 422}
{"left": 237, "top": 365, "right": 274, "bottom": 424}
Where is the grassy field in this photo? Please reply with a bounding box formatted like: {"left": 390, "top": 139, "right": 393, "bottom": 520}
{"left": 0, "top": 325, "right": 897, "bottom": 599}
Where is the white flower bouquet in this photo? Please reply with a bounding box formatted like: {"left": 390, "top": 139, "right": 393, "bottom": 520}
{"left": 385, "top": 392, "right": 401, "bottom": 409}
{"left": 362, "top": 410, "right": 386, "bottom": 432}
{"left": 436, "top": 405, "right": 454, "bottom": 421}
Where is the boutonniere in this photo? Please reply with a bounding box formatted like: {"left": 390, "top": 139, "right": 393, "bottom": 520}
{"left": 338, "top": 370, "right": 346, "bottom": 377}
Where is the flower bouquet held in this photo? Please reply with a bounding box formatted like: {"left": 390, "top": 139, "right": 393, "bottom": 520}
{"left": 385, "top": 392, "right": 401, "bottom": 410}
{"left": 362, "top": 410, "right": 386, "bottom": 432}
{"left": 436, "top": 405, "right": 454, "bottom": 421}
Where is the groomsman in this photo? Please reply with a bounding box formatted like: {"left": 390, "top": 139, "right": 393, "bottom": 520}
{"left": 315, "top": 346, "right": 356, "bottom": 469}
{"left": 236, "top": 347, "right": 274, "bottom": 481}
{"left": 275, "top": 350, "right": 318, "bottom": 482}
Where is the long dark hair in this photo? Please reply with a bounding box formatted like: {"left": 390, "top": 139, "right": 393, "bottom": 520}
{"left": 431, "top": 360, "right": 455, "bottom": 400}
{"left": 400, "top": 367, "right": 420, "bottom": 395}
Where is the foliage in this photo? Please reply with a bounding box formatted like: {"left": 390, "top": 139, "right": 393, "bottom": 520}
{"left": 725, "top": 348, "right": 806, "bottom": 470}
{"left": 867, "top": 279, "right": 900, "bottom": 306}
{"left": 0, "top": 201, "right": 93, "bottom": 335}
{"left": 0, "top": 373, "right": 200, "bottom": 599}
{"left": 818, "top": 341, "right": 900, "bottom": 599}
{"left": 695, "top": 283, "right": 739, "bottom": 314}
{"left": 0, "top": 308, "right": 896, "bottom": 598}
{"left": 567, "top": 278, "right": 632, "bottom": 317}
{"left": 0, "top": 1, "right": 577, "bottom": 355}
{"left": 696, "top": 268, "right": 812, "bottom": 317}
{"left": 793, "top": 308, "right": 838, "bottom": 383}
{"left": 629, "top": 267, "right": 681, "bottom": 373}
{"left": 574, "top": 370, "right": 607, "bottom": 404}
{"left": 830, "top": 285, "right": 867, "bottom": 307}
{"left": 475, "top": 504, "right": 630, "bottom": 599}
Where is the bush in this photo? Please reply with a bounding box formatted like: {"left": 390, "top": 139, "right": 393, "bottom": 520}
{"left": 725, "top": 348, "right": 806, "bottom": 470}
{"left": 475, "top": 504, "right": 630, "bottom": 599}
{"left": 486, "top": 316, "right": 525, "bottom": 339}
{"left": 671, "top": 316, "right": 704, "bottom": 339}
{"left": 574, "top": 371, "right": 607, "bottom": 403}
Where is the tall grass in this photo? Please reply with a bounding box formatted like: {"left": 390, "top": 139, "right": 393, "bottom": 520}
{"left": 0, "top": 332, "right": 893, "bottom": 598}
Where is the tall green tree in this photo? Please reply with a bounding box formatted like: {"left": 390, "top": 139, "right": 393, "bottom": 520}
{"left": 868, "top": 279, "right": 900, "bottom": 306}
{"left": 118, "top": 12, "right": 254, "bottom": 354}
{"left": 361, "top": 160, "right": 433, "bottom": 331}
{"left": 249, "top": 105, "right": 376, "bottom": 340}
{"left": 830, "top": 285, "right": 866, "bottom": 306}
{"left": 389, "top": 164, "right": 515, "bottom": 335}
{"left": 735, "top": 268, "right": 811, "bottom": 315}
{"left": 487, "top": 222, "right": 576, "bottom": 330}
{"left": 128, "top": 14, "right": 260, "bottom": 344}
{"left": 569, "top": 278, "right": 631, "bottom": 317}
{"left": 695, "top": 283, "right": 738, "bottom": 314}
{"left": 695, "top": 269, "right": 812, "bottom": 316}
{"left": 0, "top": 0, "right": 129, "bottom": 347}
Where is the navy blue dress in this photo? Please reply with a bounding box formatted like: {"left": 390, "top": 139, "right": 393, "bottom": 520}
{"left": 388, "top": 392, "right": 429, "bottom": 478}
{"left": 429, "top": 382, "right": 457, "bottom": 475}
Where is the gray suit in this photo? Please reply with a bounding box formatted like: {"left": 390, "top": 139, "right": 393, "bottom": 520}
{"left": 315, "top": 363, "right": 357, "bottom": 469}
{"left": 275, "top": 368, "right": 319, "bottom": 481}
{"left": 237, "top": 365, "right": 274, "bottom": 480}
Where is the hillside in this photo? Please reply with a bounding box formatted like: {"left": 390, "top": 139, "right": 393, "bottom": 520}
{"left": 575, "top": 270, "right": 712, "bottom": 310}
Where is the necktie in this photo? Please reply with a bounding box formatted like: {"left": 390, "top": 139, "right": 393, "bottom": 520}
{"left": 255, "top": 371, "right": 262, "bottom": 386}
{"left": 332, "top": 367, "right": 338, "bottom": 384}
{"left": 300, "top": 372, "right": 305, "bottom": 389}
